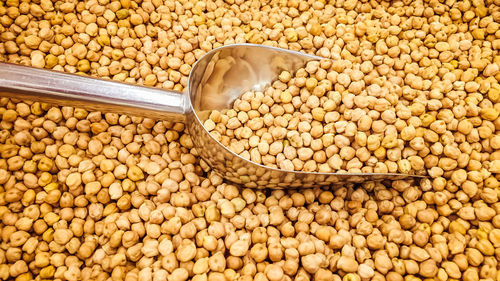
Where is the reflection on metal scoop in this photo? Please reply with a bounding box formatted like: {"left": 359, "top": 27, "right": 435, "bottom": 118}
{"left": 0, "top": 44, "right": 424, "bottom": 189}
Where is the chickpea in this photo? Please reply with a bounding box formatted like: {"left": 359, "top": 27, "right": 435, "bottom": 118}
{"left": 0, "top": 1, "right": 498, "bottom": 281}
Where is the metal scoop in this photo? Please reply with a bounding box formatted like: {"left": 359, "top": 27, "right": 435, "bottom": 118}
{"left": 0, "top": 44, "right": 422, "bottom": 189}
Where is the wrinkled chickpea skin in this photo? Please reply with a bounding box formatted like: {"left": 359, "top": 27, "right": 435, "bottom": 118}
{"left": 1, "top": 0, "right": 500, "bottom": 280}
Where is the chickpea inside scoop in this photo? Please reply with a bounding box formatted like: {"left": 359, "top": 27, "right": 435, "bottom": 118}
{"left": 0, "top": 44, "right": 422, "bottom": 189}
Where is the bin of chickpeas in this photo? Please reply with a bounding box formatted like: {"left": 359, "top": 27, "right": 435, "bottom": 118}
{"left": 0, "top": 0, "right": 499, "bottom": 280}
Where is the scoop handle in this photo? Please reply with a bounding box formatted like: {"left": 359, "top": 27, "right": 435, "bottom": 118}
{"left": 0, "top": 62, "right": 187, "bottom": 122}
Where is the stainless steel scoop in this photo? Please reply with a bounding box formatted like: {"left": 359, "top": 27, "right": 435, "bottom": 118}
{"left": 0, "top": 44, "right": 422, "bottom": 189}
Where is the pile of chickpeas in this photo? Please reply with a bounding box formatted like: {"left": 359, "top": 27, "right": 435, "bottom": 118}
{"left": 0, "top": 0, "right": 499, "bottom": 280}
